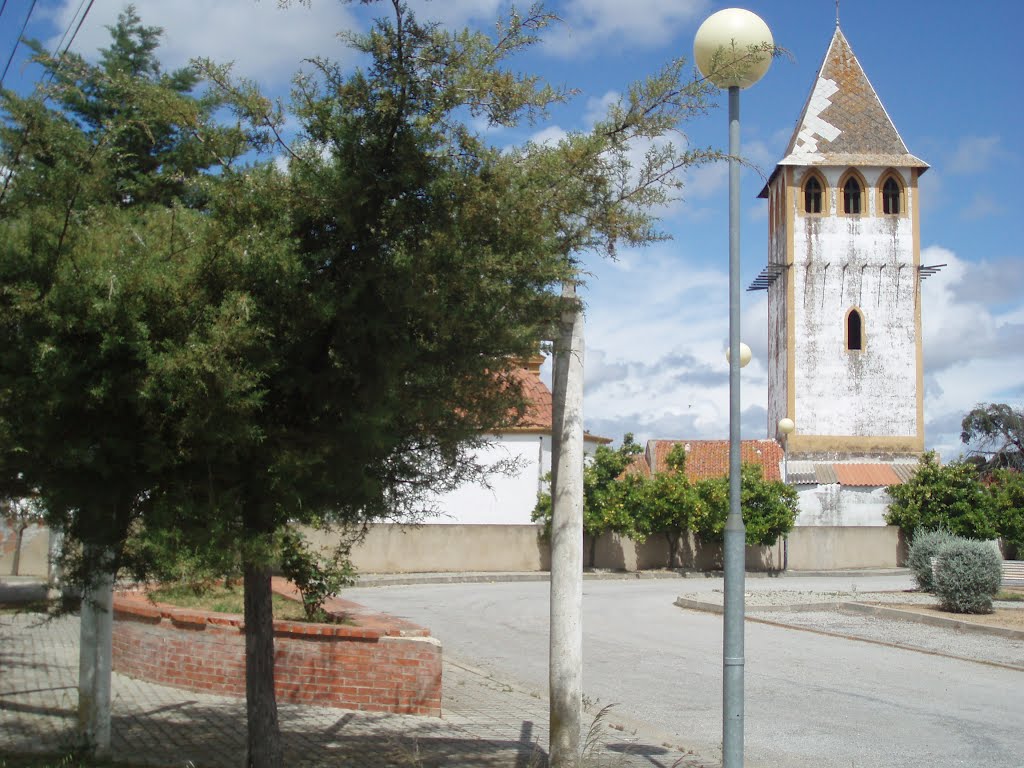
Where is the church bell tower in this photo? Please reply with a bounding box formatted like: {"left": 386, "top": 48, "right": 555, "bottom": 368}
{"left": 759, "top": 26, "right": 929, "bottom": 459}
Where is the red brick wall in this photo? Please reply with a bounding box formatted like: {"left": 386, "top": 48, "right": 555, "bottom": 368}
{"left": 111, "top": 594, "right": 442, "bottom": 716}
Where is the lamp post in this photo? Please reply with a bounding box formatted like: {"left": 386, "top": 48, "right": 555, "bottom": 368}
{"left": 694, "top": 10, "right": 773, "bottom": 768}
{"left": 777, "top": 417, "right": 795, "bottom": 571}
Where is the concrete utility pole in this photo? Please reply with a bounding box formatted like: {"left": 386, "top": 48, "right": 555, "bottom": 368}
{"left": 549, "top": 280, "right": 585, "bottom": 766}
{"left": 78, "top": 545, "right": 115, "bottom": 755}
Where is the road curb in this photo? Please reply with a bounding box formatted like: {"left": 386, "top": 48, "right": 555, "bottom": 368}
{"left": 673, "top": 596, "right": 1024, "bottom": 672}
{"left": 841, "top": 601, "right": 1024, "bottom": 641}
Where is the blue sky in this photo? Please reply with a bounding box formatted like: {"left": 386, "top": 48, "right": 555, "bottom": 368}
{"left": 3, "top": 0, "right": 1022, "bottom": 460}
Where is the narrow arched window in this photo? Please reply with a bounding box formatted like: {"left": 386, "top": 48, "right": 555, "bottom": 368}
{"left": 843, "top": 177, "right": 862, "bottom": 214}
{"left": 847, "top": 309, "right": 863, "bottom": 351}
{"left": 804, "top": 176, "right": 822, "bottom": 213}
{"left": 882, "top": 177, "right": 901, "bottom": 215}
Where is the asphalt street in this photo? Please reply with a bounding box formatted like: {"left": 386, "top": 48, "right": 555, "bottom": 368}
{"left": 344, "top": 574, "right": 1023, "bottom": 768}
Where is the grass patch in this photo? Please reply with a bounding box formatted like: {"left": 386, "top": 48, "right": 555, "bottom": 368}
{"left": 148, "top": 583, "right": 351, "bottom": 625}
{"left": 148, "top": 583, "right": 309, "bottom": 621}
{"left": 996, "top": 589, "right": 1024, "bottom": 602}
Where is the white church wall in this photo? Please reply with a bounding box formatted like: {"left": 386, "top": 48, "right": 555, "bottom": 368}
{"left": 789, "top": 165, "right": 918, "bottom": 440}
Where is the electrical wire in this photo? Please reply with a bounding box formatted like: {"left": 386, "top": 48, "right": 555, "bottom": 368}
{"left": 59, "top": 0, "right": 97, "bottom": 64}
{"left": 51, "top": 0, "right": 90, "bottom": 62}
{"left": 0, "top": 0, "right": 38, "bottom": 87}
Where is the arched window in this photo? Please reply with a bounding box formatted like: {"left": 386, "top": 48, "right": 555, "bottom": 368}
{"left": 843, "top": 177, "right": 862, "bottom": 215}
{"left": 804, "top": 176, "right": 823, "bottom": 214}
{"left": 882, "top": 176, "right": 901, "bottom": 215}
{"left": 847, "top": 309, "right": 864, "bottom": 351}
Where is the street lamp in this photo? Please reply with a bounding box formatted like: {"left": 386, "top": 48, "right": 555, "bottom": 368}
{"left": 725, "top": 342, "right": 753, "bottom": 368}
{"left": 694, "top": 9, "right": 773, "bottom": 768}
{"left": 777, "top": 418, "right": 795, "bottom": 571}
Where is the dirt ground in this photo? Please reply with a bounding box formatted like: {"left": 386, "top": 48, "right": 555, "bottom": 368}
{"left": 876, "top": 600, "right": 1024, "bottom": 631}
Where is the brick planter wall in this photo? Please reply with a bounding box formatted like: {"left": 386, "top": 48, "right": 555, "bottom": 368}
{"left": 111, "top": 583, "right": 441, "bottom": 716}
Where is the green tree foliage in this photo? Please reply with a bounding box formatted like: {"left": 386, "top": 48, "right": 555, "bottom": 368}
{"left": 961, "top": 403, "right": 1023, "bottom": 474}
{"left": 691, "top": 464, "right": 799, "bottom": 548}
{"left": 0, "top": 6, "right": 244, "bottom": 588}
{"left": 533, "top": 434, "right": 643, "bottom": 565}
{"left": 4, "top": 2, "right": 727, "bottom": 762}
{"left": 884, "top": 452, "right": 997, "bottom": 540}
{"left": 622, "top": 444, "right": 705, "bottom": 568}
{"left": 988, "top": 468, "right": 1024, "bottom": 558}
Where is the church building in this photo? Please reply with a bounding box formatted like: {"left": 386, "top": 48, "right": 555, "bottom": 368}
{"left": 755, "top": 23, "right": 936, "bottom": 526}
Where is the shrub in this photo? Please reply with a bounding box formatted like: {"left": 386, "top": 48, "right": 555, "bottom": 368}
{"left": 933, "top": 539, "right": 1002, "bottom": 614}
{"left": 279, "top": 530, "right": 356, "bottom": 622}
{"left": 906, "top": 529, "right": 958, "bottom": 592}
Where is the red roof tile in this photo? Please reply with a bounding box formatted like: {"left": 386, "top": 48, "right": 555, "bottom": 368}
{"left": 832, "top": 464, "right": 901, "bottom": 487}
{"left": 648, "top": 439, "right": 783, "bottom": 482}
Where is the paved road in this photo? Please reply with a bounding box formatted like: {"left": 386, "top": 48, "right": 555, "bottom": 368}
{"left": 345, "top": 575, "right": 1024, "bottom": 768}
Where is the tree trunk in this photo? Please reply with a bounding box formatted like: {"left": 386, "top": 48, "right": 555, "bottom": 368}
{"left": 244, "top": 561, "right": 282, "bottom": 768}
{"left": 588, "top": 532, "right": 598, "bottom": 569}
{"left": 78, "top": 545, "right": 114, "bottom": 755}
{"left": 11, "top": 523, "right": 25, "bottom": 576}
{"left": 549, "top": 281, "right": 585, "bottom": 767}
{"left": 665, "top": 531, "right": 678, "bottom": 570}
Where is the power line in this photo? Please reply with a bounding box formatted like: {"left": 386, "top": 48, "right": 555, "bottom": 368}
{"left": 59, "top": 0, "right": 97, "bottom": 64}
{"left": 1, "top": 0, "right": 39, "bottom": 88}
{"left": 51, "top": 0, "right": 90, "bottom": 61}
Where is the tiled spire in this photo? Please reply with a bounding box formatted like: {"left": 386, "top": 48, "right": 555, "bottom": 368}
{"left": 776, "top": 27, "right": 927, "bottom": 170}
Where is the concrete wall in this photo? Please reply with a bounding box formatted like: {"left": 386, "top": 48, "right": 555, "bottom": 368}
{"left": 0, "top": 521, "right": 49, "bottom": 577}
{"left": 785, "top": 525, "right": 905, "bottom": 570}
{"left": 318, "top": 524, "right": 552, "bottom": 573}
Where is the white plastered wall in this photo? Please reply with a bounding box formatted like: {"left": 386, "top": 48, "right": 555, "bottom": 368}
{"left": 788, "top": 166, "right": 918, "bottom": 439}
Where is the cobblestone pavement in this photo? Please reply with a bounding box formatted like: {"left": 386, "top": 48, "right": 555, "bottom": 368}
{"left": 0, "top": 611, "right": 706, "bottom": 767}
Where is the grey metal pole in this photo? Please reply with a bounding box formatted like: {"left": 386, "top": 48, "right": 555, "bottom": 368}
{"left": 722, "top": 83, "right": 745, "bottom": 768}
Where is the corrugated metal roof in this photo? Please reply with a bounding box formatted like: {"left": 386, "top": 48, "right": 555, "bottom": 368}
{"left": 786, "top": 460, "right": 818, "bottom": 485}
{"left": 814, "top": 463, "right": 838, "bottom": 484}
{"left": 891, "top": 463, "right": 919, "bottom": 483}
{"left": 833, "top": 463, "right": 901, "bottom": 487}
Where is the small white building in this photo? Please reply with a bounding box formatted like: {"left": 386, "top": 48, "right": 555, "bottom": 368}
{"left": 425, "top": 356, "right": 609, "bottom": 525}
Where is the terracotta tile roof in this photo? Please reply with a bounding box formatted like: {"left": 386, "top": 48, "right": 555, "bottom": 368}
{"left": 622, "top": 454, "right": 652, "bottom": 479}
{"left": 505, "top": 365, "right": 552, "bottom": 431}
{"left": 785, "top": 462, "right": 918, "bottom": 487}
{"left": 832, "top": 463, "right": 902, "bottom": 487}
{"left": 497, "top": 360, "right": 610, "bottom": 444}
{"left": 647, "top": 439, "right": 783, "bottom": 482}
{"left": 776, "top": 27, "right": 927, "bottom": 171}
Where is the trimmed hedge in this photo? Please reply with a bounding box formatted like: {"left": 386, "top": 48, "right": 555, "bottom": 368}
{"left": 906, "top": 529, "right": 958, "bottom": 592}
{"left": 933, "top": 539, "right": 1002, "bottom": 614}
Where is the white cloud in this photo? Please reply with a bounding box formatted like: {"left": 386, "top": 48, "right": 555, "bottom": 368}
{"left": 543, "top": 0, "right": 710, "bottom": 57}
{"left": 46, "top": 0, "right": 361, "bottom": 86}
{"left": 527, "top": 125, "right": 569, "bottom": 147}
{"left": 405, "top": 0, "right": 503, "bottom": 27}
{"left": 946, "top": 135, "right": 1004, "bottom": 175}
{"left": 920, "top": 245, "right": 1024, "bottom": 457}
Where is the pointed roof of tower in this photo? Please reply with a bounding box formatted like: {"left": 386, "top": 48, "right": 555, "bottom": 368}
{"left": 774, "top": 27, "right": 927, "bottom": 171}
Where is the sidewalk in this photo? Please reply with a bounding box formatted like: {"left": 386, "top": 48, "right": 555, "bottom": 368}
{"left": 0, "top": 609, "right": 709, "bottom": 768}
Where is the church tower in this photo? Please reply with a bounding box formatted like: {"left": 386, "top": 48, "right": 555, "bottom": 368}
{"left": 759, "top": 26, "right": 929, "bottom": 459}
